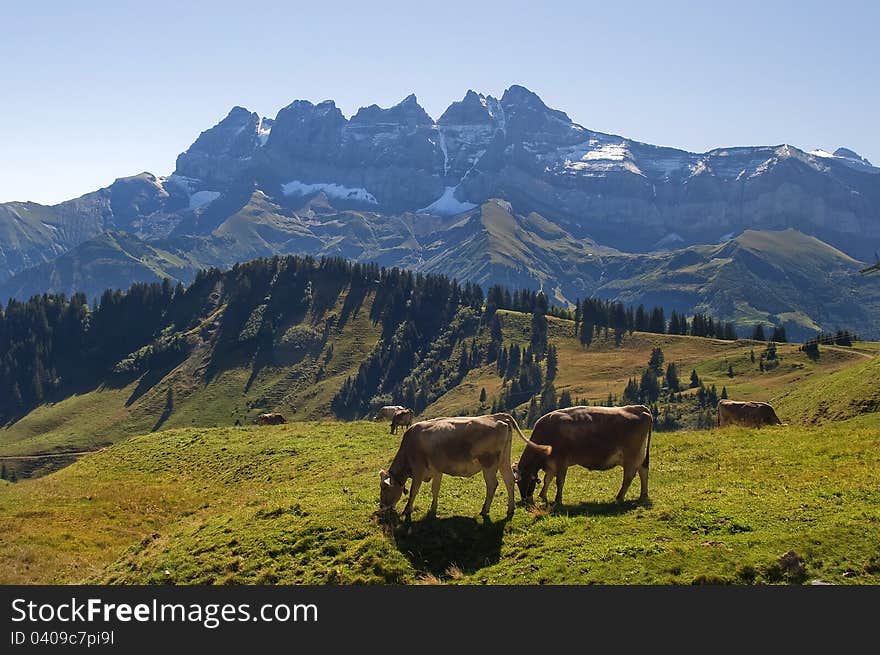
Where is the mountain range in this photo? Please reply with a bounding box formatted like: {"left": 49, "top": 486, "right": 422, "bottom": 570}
{"left": 2, "top": 85, "right": 879, "bottom": 339}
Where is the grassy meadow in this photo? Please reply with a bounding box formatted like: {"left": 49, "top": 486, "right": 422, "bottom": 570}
{"left": 1, "top": 414, "right": 879, "bottom": 585}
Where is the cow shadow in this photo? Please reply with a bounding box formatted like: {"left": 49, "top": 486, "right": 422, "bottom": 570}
{"left": 380, "top": 513, "right": 507, "bottom": 577}
{"left": 547, "top": 498, "right": 651, "bottom": 517}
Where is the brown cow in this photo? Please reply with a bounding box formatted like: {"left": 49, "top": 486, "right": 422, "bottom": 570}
{"left": 373, "top": 405, "right": 406, "bottom": 422}
{"left": 717, "top": 400, "right": 783, "bottom": 427}
{"left": 513, "top": 405, "right": 653, "bottom": 506}
{"left": 255, "top": 412, "right": 286, "bottom": 425}
{"left": 379, "top": 413, "right": 551, "bottom": 518}
{"left": 390, "top": 409, "right": 414, "bottom": 434}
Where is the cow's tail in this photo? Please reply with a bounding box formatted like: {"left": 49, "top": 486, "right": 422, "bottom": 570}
{"left": 642, "top": 422, "right": 652, "bottom": 469}
{"left": 504, "top": 414, "right": 552, "bottom": 455}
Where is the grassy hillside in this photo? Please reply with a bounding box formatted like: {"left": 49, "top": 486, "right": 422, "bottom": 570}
{"left": 3, "top": 302, "right": 875, "bottom": 478}
{"left": 1, "top": 416, "right": 878, "bottom": 585}
{"left": 774, "top": 354, "right": 880, "bottom": 424}
{"left": 0, "top": 287, "right": 381, "bottom": 468}
{"left": 426, "top": 310, "right": 877, "bottom": 419}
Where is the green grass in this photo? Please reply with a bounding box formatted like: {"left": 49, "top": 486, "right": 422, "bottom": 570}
{"left": 1, "top": 415, "right": 878, "bottom": 585}
{"left": 774, "top": 355, "right": 880, "bottom": 424}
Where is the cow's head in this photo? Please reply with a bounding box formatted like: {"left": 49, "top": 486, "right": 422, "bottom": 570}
{"left": 379, "top": 470, "right": 408, "bottom": 510}
{"left": 512, "top": 462, "right": 540, "bottom": 503}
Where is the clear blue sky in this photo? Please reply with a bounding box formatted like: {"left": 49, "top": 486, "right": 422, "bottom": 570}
{"left": 1, "top": 0, "right": 877, "bottom": 204}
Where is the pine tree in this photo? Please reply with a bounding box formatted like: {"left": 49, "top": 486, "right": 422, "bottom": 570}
{"left": 751, "top": 323, "right": 766, "bottom": 341}
{"left": 545, "top": 345, "right": 558, "bottom": 381}
{"left": 649, "top": 307, "right": 666, "bottom": 334}
{"left": 721, "top": 386, "right": 728, "bottom": 399}
{"left": 771, "top": 325, "right": 787, "bottom": 343}
{"left": 727, "top": 364, "right": 734, "bottom": 377}
{"left": 665, "top": 362, "right": 681, "bottom": 392}
{"left": 526, "top": 395, "right": 540, "bottom": 427}
{"left": 690, "top": 369, "right": 701, "bottom": 388}
{"left": 648, "top": 347, "right": 665, "bottom": 374}
{"left": 639, "top": 369, "right": 661, "bottom": 403}
{"left": 558, "top": 388, "right": 573, "bottom": 409}
{"left": 580, "top": 314, "right": 594, "bottom": 347}
{"left": 479, "top": 387, "right": 487, "bottom": 405}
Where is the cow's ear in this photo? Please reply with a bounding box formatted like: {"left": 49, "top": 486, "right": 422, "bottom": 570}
{"left": 379, "top": 469, "right": 387, "bottom": 480}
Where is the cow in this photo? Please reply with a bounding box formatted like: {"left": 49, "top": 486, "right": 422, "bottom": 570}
{"left": 513, "top": 405, "right": 653, "bottom": 506}
{"left": 255, "top": 412, "right": 286, "bottom": 425}
{"left": 379, "top": 413, "right": 551, "bottom": 518}
{"left": 390, "top": 408, "right": 414, "bottom": 435}
{"left": 717, "top": 399, "right": 783, "bottom": 428}
{"left": 373, "top": 405, "right": 406, "bottom": 422}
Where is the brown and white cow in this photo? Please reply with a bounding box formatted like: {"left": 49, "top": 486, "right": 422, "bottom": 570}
{"left": 390, "top": 409, "right": 414, "bottom": 434}
{"left": 717, "top": 399, "right": 783, "bottom": 428}
{"left": 255, "top": 412, "right": 286, "bottom": 425}
{"left": 379, "top": 413, "right": 551, "bottom": 518}
{"left": 373, "top": 405, "right": 406, "bottom": 422}
{"left": 513, "top": 405, "right": 653, "bottom": 506}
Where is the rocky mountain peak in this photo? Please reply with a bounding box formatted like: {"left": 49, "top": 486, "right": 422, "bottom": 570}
{"left": 350, "top": 94, "right": 433, "bottom": 127}
{"left": 500, "top": 84, "right": 582, "bottom": 142}
{"left": 438, "top": 90, "right": 498, "bottom": 125}
{"left": 833, "top": 147, "right": 872, "bottom": 166}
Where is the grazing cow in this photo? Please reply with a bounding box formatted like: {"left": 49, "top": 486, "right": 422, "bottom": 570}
{"left": 255, "top": 412, "right": 286, "bottom": 425}
{"left": 513, "top": 405, "right": 653, "bottom": 506}
{"left": 379, "top": 413, "right": 551, "bottom": 518}
{"left": 390, "top": 409, "right": 414, "bottom": 435}
{"left": 373, "top": 405, "right": 406, "bottom": 422}
{"left": 717, "top": 400, "right": 783, "bottom": 427}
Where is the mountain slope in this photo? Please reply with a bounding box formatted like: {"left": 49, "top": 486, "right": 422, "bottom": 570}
{"left": 595, "top": 229, "right": 880, "bottom": 339}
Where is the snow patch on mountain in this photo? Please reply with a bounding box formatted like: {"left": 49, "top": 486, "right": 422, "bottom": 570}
{"left": 557, "top": 139, "right": 644, "bottom": 177}
{"left": 257, "top": 117, "right": 272, "bottom": 146}
{"left": 189, "top": 191, "right": 221, "bottom": 209}
{"left": 810, "top": 148, "right": 877, "bottom": 172}
{"left": 281, "top": 180, "right": 378, "bottom": 204}
{"left": 654, "top": 232, "right": 685, "bottom": 249}
{"left": 417, "top": 186, "right": 477, "bottom": 216}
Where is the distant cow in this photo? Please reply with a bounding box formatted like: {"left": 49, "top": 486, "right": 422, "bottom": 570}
{"left": 373, "top": 405, "right": 406, "bottom": 422}
{"left": 717, "top": 400, "right": 783, "bottom": 428}
{"left": 379, "top": 413, "right": 551, "bottom": 518}
{"left": 514, "top": 405, "right": 653, "bottom": 506}
{"left": 390, "top": 409, "right": 414, "bottom": 434}
{"left": 255, "top": 412, "right": 286, "bottom": 425}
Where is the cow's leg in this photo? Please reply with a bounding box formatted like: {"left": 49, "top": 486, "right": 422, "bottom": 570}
{"left": 539, "top": 471, "right": 555, "bottom": 504}
{"left": 538, "top": 460, "right": 556, "bottom": 504}
{"left": 499, "top": 459, "right": 516, "bottom": 516}
{"left": 403, "top": 476, "right": 423, "bottom": 518}
{"left": 638, "top": 462, "right": 649, "bottom": 501}
{"left": 616, "top": 463, "right": 639, "bottom": 503}
{"left": 429, "top": 474, "right": 443, "bottom": 515}
{"left": 553, "top": 466, "right": 568, "bottom": 506}
{"left": 480, "top": 466, "right": 499, "bottom": 516}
